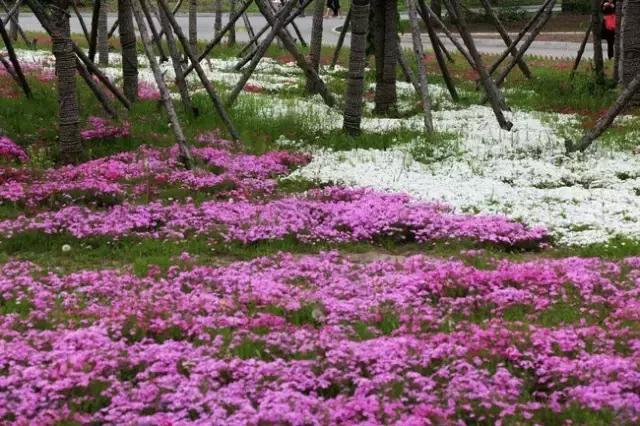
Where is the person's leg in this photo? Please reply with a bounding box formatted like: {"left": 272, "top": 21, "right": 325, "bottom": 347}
{"left": 605, "top": 30, "right": 615, "bottom": 59}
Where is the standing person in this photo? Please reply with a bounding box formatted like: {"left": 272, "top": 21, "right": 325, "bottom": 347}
{"left": 601, "top": 0, "right": 617, "bottom": 59}
{"left": 326, "top": 0, "right": 340, "bottom": 17}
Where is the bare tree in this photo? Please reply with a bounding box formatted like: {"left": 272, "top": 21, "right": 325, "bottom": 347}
{"left": 118, "top": 0, "right": 138, "bottom": 102}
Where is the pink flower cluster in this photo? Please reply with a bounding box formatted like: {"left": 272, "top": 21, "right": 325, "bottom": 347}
{"left": 1, "top": 253, "right": 639, "bottom": 424}
{"left": 0, "top": 136, "right": 28, "bottom": 163}
{"left": 0, "top": 143, "right": 309, "bottom": 207}
{"left": 80, "top": 116, "right": 130, "bottom": 140}
{"left": 0, "top": 187, "right": 548, "bottom": 247}
{"left": 137, "top": 81, "right": 161, "bottom": 100}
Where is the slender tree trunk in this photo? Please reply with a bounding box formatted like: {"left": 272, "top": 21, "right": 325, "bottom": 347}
{"left": 189, "top": 0, "right": 197, "bottom": 52}
{"left": 614, "top": 0, "right": 622, "bottom": 81}
{"left": 9, "top": 0, "right": 18, "bottom": 41}
{"left": 98, "top": 0, "right": 109, "bottom": 66}
{"left": 306, "top": 0, "right": 325, "bottom": 93}
{"left": 51, "top": 0, "right": 83, "bottom": 163}
{"left": 215, "top": 0, "right": 223, "bottom": 37}
{"left": 118, "top": 0, "right": 139, "bottom": 102}
{"left": 228, "top": 0, "right": 236, "bottom": 45}
{"left": 622, "top": 0, "right": 640, "bottom": 104}
{"left": 406, "top": 0, "right": 433, "bottom": 131}
{"left": 343, "top": 0, "right": 370, "bottom": 135}
{"left": 592, "top": 0, "right": 605, "bottom": 83}
{"left": 373, "top": 0, "right": 398, "bottom": 115}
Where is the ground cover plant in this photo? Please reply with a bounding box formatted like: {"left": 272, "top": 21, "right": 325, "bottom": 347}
{"left": 2, "top": 8, "right": 640, "bottom": 424}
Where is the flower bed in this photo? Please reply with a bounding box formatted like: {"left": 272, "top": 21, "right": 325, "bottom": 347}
{"left": 0, "top": 187, "right": 548, "bottom": 248}
{"left": 1, "top": 253, "right": 639, "bottom": 424}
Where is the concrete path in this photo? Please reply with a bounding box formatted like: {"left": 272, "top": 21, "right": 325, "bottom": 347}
{"left": 14, "top": 12, "right": 592, "bottom": 59}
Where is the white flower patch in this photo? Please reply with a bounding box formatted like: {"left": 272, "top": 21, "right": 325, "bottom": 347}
{"left": 291, "top": 105, "right": 640, "bottom": 246}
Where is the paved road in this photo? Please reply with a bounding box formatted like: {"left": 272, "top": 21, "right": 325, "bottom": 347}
{"left": 15, "top": 12, "right": 591, "bottom": 59}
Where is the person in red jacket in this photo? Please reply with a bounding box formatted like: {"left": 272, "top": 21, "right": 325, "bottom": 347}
{"left": 602, "top": 0, "right": 617, "bottom": 59}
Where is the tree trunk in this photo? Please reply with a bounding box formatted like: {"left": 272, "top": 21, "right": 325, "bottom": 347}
{"left": 431, "top": 0, "right": 441, "bottom": 18}
{"left": 228, "top": 0, "right": 236, "bottom": 45}
{"left": 343, "top": 0, "right": 370, "bottom": 135}
{"left": 373, "top": 0, "right": 398, "bottom": 115}
{"left": 215, "top": 0, "right": 223, "bottom": 37}
{"left": 406, "top": 0, "right": 433, "bottom": 131}
{"left": 51, "top": 0, "right": 83, "bottom": 163}
{"left": 592, "top": 0, "right": 605, "bottom": 83}
{"left": 306, "top": 0, "right": 325, "bottom": 93}
{"left": 118, "top": 0, "right": 138, "bottom": 102}
{"left": 9, "top": 0, "right": 18, "bottom": 41}
{"left": 189, "top": 0, "right": 197, "bottom": 52}
{"left": 98, "top": 0, "right": 109, "bottom": 66}
{"left": 614, "top": 0, "right": 622, "bottom": 81}
{"left": 622, "top": 0, "right": 640, "bottom": 104}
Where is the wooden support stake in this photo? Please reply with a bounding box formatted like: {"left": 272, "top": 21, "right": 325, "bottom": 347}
{"left": 157, "top": 0, "right": 241, "bottom": 141}
{"left": 237, "top": 0, "right": 312, "bottom": 58}
{"left": 416, "top": 0, "right": 475, "bottom": 68}
{"left": 487, "top": 0, "right": 553, "bottom": 75}
{"left": 478, "top": 0, "right": 532, "bottom": 79}
{"left": 330, "top": 7, "right": 351, "bottom": 69}
{"left": 489, "top": 0, "right": 556, "bottom": 90}
{"left": 0, "top": 0, "right": 30, "bottom": 46}
{"left": 0, "top": 16, "right": 31, "bottom": 98}
{"left": 184, "top": 0, "right": 254, "bottom": 77}
{"left": 71, "top": 3, "right": 90, "bottom": 44}
{"left": 131, "top": 0, "right": 193, "bottom": 167}
{"left": 157, "top": 2, "right": 195, "bottom": 115}
{"left": 76, "top": 60, "right": 118, "bottom": 119}
{"left": 140, "top": 0, "right": 168, "bottom": 61}
{"left": 422, "top": 4, "right": 458, "bottom": 101}
{"left": 88, "top": 0, "right": 101, "bottom": 61}
{"left": 570, "top": 23, "right": 591, "bottom": 80}
{"left": 227, "top": 0, "right": 299, "bottom": 104}
{"left": 567, "top": 70, "right": 640, "bottom": 152}
{"left": 446, "top": 0, "right": 512, "bottom": 130}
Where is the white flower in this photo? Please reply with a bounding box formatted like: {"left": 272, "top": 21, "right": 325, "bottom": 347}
{"left": 61, "top": 244, "right": 71, "bottom": 253}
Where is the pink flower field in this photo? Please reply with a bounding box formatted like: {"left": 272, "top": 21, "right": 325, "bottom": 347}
{"left": 0, "top": 50, "right": 639, "bottom": 426}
